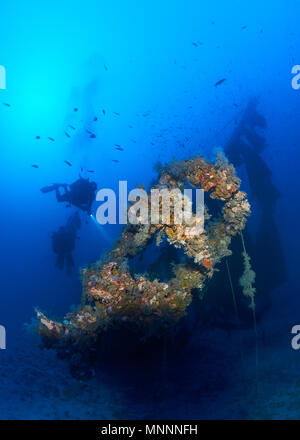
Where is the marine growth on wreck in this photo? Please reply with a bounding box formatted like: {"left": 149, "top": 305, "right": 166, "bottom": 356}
{"left": 36, "top": 154, "right": 251, "bottom": 377}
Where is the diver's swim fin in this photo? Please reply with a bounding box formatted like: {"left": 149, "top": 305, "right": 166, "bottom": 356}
{"left": 40, "top": 184, "right": 59, "bottom": 193}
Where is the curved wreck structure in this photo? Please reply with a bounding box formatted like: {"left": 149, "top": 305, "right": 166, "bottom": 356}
{"left": 36, "top": 155, "right": 251, "bottom": 377}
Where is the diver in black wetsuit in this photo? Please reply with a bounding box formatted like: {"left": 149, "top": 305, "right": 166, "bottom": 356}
{"left": 51, "top": 212, "right": 81, "bottom": 275}
{"left": 41, "top": 177, "right": 97, "bottom": 215}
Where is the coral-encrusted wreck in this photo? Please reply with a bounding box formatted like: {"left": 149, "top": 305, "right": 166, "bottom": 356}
{"left": 36, "top": 155, "right": 250, "bottom": 377}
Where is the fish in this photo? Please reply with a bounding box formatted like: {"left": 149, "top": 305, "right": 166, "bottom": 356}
{"left": 64, "top": 132, "right": 71, "bottom": 138}
{"left": 87, "top": 170, "right": 95, "bottom": 173}
{"left": 93, "top": 117, "right": 98, "bottom": 121}
{"left": 192, "top": 42, "right": 198, "bottom": 47}
{"left": 214, "top": 78, "right": 226, "bottom": 87}
{"left": 48, "top": 137, "right": 55, "bottom": 142}
{"left": 114, "top": 144, "right": 121, "bottom": 147}
{"left": 64, "top": 160, "right": 72, "bottom": 167}
{"left": 241, "top": 25, "right": 247, "bottom": 29}
{"left": 32, "top": 164, "right": 39, "bottom": 168}
{"left": 3, "top": 103, "right": 10, "bottom": 107}
{"left": 73, "top": 107, "right": 78, "bottom": 112}
{"left": 112, "top": 159, "right": 119, "bottom": 163}
{"left": 69, "top": 125, "right": 76, "bottom": 130}
{"left": 102, "top": 109, "right": 106, "bottom": 115}
{"left": 104, "top": 64, "right": 108, "bottom": 71}
{"left": 116, "top": 147, "right": 124, "bottom": 151}
{"left": 113, "top": 112, "right": 120, "bottom": 116}
{"left": 35, "top": 136, "right": 41, "bottom": 140}
{"left": 85, "top": 130, "right": 96, "bottom": 138}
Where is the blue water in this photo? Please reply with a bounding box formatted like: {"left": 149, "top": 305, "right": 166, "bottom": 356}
{"left": 0, "top": 0, "right": 299, "bottom": 419}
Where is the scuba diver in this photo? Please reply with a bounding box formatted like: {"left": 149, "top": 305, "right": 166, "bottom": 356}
{"left": 51, "top": 212, "right": 81, "bottom": 275}
{"left": 41, "top": 176, "right": 97, "bottom": 215}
